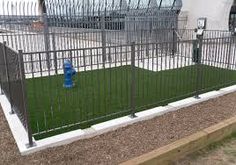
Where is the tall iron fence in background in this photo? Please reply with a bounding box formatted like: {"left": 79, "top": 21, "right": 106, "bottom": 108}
{"left": 0, "top": 9, "right": 188, "bottom": 67}
{"left": 0, "top": 0, "right": 187, "bottom": 55}
{"left": 0, "top": 14, "right": 188, "bottom": 51}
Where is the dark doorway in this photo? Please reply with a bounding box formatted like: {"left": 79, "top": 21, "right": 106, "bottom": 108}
{"left": 229, "top": 3, "right": 236, "bottom": 32}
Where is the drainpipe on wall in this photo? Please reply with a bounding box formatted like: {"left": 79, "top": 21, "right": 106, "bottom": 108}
{"left": 38, "top": 0, "right": 46, "bottom": 21}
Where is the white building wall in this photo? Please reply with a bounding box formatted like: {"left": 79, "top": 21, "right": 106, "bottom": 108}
{"left": 180, "top": 0, "right": 234, "bottom": 30}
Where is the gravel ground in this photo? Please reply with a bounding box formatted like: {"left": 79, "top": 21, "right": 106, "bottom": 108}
{"left": 1, "top": 92, "right": 236, "bottom": 165}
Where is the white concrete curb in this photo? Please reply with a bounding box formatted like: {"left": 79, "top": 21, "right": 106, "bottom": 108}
{"left": 0, "top": 95, "right": 33, "bottom": 153}
{"left": 1, "top": 85, "right": 236, "bottom": 155}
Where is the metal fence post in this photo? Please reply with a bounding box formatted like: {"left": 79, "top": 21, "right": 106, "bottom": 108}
{"left": 146, "top": 42, "right": 149, "bottom": 58}
{"left": 227, "top": 36, "right": 232, "bottom": 69}
{"left": 130, "top": 42, "right": 137, "bottom": 118}
{"left": 194, "top": 35, "right": 203, "bottom": 99}
{"left": 0, "top": 43, "right": 3, "bottom": 95}
{"left": 52, "top": 33, "right": 58, "bottom": 74}
{"left": 3, "top": 42, "right": 14, "bottom": 114}
{"left": 43, "top": 13, "right": 51, "bottom": 70}
{"left": 141, "top": 29, "right": 144, "bottom": 62}
{"left": 0, "top": 76, "right": 3, "bottom": 95}
{"left": 101, "top": 15, "right": 106, "bottom": 67}
{"left": 18, "top": 50, "right": 34, "bottom": 148}
{"left": 172, "top": 27, "right": 177, "bottom": 57}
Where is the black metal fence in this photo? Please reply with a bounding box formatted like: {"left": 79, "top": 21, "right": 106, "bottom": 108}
{"left": 0, "top": 32, "right": 236, "bottom": 145}
{"left": 0, "top": 42, "right": 33, "bottom": 146}
{"left": 18, "top": 35, "right": 236, "bottom": 135}
{"left": 0, "top": 0, "right": 236, "bottom": 147}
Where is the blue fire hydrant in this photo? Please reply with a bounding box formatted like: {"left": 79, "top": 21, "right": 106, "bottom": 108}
{"left": 63, "top": 60, "right": 76, "bottom": 88}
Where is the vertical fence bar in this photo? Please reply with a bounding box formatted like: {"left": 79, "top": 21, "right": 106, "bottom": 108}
{"left": 52, "top": 33, "right": 58, "bottom": 75}
{"left": 172, "top": 27, "right": 177, "bottom": 57}
{"left": 0, "top": 43, "right": 3, "bottom": 95}
{"left": 101, "top": 15, "right": 106, "bottom": 66}
{"left": 130, "top": 42, "right": 137, "bottom": 118}
{"left": 18, "top": 50, "right": 34, "bottom": 147}
{"left": 227, "top": 36, "right": 233, "bottom": 69}
{"left": 0, "top": 76, "right": 2, "bottom": 95}
{"left": 3, "top": 41, "right": 14, "bottom": 114}
{"left": 43, "top": 13, "right": 51, "bottom": 70}
{"left": 195, "top": 35, "right": 203, "bottom": 99}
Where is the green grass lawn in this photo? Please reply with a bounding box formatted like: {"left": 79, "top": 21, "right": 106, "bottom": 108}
{"left": 26, "top": 64, "right": 236, "bottom": 139}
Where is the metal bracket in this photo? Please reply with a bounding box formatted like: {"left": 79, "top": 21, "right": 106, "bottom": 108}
{"left": 129, "top": 114, "right": 137, "bottom": 119}
{"left": 9, "top": 107, "right": 15, "bottom": 115}
{"left": 194, "top": 95, "right": 201, "bottom": 99}
{"left": 9, "top": 111, "right": 15, "bottom": 115}
{"left": 25, "top": 142, "right": 37, "bottom": 149}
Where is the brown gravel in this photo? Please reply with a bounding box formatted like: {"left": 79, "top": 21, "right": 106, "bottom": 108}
{"left": 1, "top": 93, "right": 236, "bottom": 165}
